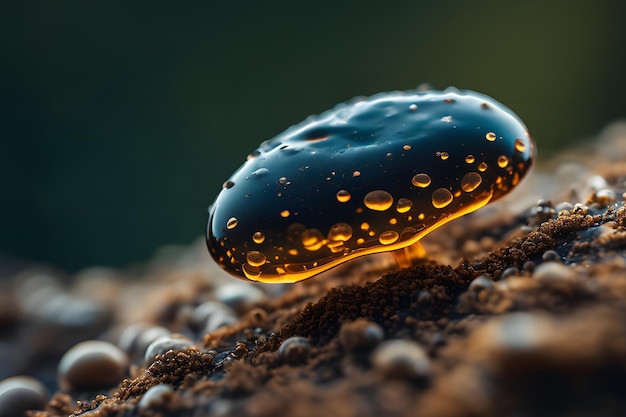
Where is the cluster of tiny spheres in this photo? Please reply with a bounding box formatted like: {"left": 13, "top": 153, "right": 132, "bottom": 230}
{"left": 207, "top": 87, "right": 536, "bottom": 283}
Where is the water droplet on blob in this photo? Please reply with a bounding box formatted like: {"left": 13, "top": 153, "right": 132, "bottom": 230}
{"left": 515, "top": 139, "right": 526, "bottom": 152}
{"left": 306, "top": 129, "right": 330, "bottom": 142}
{"left": 412, "top": 173, "right": 432, "bottom": 188}
{"left": 246, "top": 251, "right": 267, "bottom": 267}
{"left": 252, "top": 231, "right": 265, "bottom": 244}
{"left": 432, "top": 188, "right": 454, "bottom": 208}
{"left": 486, "top": 132, "right": 497, "bottom": 141}
{"left": 396, "top": 198, "right": 413, "bottom": 213}
{"left": 465, "top": 155, "right": 475, "bottom": 164}
{"left": 461, "top": 172, "right": 483, "bottom": 192}
{"left": 247, "top": 150, "right": 261, "bottom": 160}
{"left": 512, "top": 172, "right": 520, "bottom": 186}
{"left": 287, "top": 223, "right": 306, "bottom": 241}
{"left": 328, "top": 223, "right": 353, "bottom": 241}
{"left": 336, "top": 190, "right": 351, "bottom": 203}
{"left": 497, "top": 155, "right": 509, "bottom": 168}
{"left": 226, "top": 217, "right": 238, "bottom": 229}
{"left": 280, "top": 210, "right": 290, "bottom": 218}
{"left": 301, "top": 229, "right": 325, "bottom": 251}
{"left": 222, "top": 180, "right": 235, "bottom": 189}
{"left": 478, "top": 162, "right": 488, "bottom": 172}
{"left": 364, "top": 190, "right": 394, "bottom": 211}
{"left": 248, "top": 168, "right": 270, "bottom": 179}
{"left": 379, "top": 230, "right": 399, "bottom": 245}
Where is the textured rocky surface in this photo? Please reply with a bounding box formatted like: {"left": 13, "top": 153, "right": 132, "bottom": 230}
{"left": 3, "top": 123, "right": 626, "bottom": 417}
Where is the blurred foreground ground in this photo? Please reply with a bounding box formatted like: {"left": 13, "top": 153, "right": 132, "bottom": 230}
{"left": 3, "top": 123, "right": 626, "bottom": 416}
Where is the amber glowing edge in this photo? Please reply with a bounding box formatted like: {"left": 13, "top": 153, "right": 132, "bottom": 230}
{"left": 239, "top": 189, "right": 495, "bottom": 283}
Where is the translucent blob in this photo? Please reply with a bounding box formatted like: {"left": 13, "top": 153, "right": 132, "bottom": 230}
{"left": 207, "top": 88, "right": 536, "bottom": 283}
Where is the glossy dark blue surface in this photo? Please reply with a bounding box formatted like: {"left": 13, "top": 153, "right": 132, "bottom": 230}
{"left": 207, "top": 88, "right": 535, "bottom": 282}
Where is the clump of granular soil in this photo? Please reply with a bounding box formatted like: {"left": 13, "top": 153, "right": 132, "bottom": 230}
{"left": 5, "top": 122, "right": 626, "bottom": 417}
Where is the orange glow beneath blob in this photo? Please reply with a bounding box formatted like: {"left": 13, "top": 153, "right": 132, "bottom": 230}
{"left": 242, "top": 190, "right": 494, "bottom": 283}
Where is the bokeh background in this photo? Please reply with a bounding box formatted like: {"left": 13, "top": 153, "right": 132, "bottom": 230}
{"left": 2, "top": 1, "right": 625, "bottom": 273}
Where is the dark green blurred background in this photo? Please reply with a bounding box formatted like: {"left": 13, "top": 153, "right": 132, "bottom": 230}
{"left": 2, "top": 1, "right": 625, "bottom": 272}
